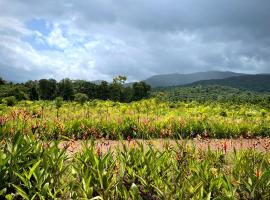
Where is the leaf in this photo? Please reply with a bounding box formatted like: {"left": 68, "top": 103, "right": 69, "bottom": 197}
{"left": 27, "top": 160, "right": 41, "bottom": 180}
{"left": 12, "top": 184, "right": 29, "bottom": 200}
{"left": 0, "top": 188, "right": 6, "bottom": 196}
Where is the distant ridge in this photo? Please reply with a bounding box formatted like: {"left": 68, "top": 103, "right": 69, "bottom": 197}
{"left": 186, "top": 74, "right": 270, "bottom": 92}
{"left": 143, "top": 71, "right": 245, "bottom": 87}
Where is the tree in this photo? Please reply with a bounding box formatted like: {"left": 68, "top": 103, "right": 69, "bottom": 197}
{"left": 57, "top": 78, "right": 74, "bottom": 100}
{"left": 38, "top": 79, "right": 57, "bottom": 100}
{"left": 74, "top": 93, "right": 89, "bottom": 105}
{"left": 0, "top": 77, "right": 6, "bottom": 85}
{"left": 29, "top": 86, "right": 39, "bottom": 101}
{"left": 109, "top": 76, "right": 127, "bottom": 101}
{"left": 121, "top": 86, "right": 133, "bottom": 102}
{"left": 25, "top": 81, "right": 39, "bottom": 100}
{"left": 112, "top": 76, "right": 127, "bottom": 85}
{"left": 55, "top": 97, "right": 63, "bottom": 118}
{"left": 98, "top": 81, "right": 110, "bottom": 100}
{"left": 132, "top": 81, "right": 151, "bottom": 101}
{"left": 73, "top": 80, "right": 98, "bottom": 99}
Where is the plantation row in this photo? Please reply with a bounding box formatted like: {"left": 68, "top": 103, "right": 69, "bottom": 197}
{"left": 1, "top": 133, "right": 270, "bottom": 199}
{"left": 0, "top": 99, "right": 270, "bottom": 139}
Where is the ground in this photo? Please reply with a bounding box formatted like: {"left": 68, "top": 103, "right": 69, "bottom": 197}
{"left": 59, "top": 137, "right": 270, "bottom": 155}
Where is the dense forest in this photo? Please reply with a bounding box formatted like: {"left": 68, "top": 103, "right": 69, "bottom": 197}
{"left": 187, "top": 74, "right": 270, "bottom": 92}
{"left": 0, "top": 76, "right": 151, "bottom": 103}
{"left": 155, "top": 85, "right": 270, "bottom": 107}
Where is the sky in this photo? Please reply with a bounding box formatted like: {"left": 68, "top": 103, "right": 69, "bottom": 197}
{"left": 0, "top": 0, "right": 270, "bottom": 82}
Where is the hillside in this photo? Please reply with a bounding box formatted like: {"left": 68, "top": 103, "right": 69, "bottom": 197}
{"left": 143, "top": 71, "right": 244, "bottom": 87}
{"left": 187, "top": 74, "right": 270, "bottom": 92}
{"left": 158, "top": 84, "right": 268, "bottom": 102}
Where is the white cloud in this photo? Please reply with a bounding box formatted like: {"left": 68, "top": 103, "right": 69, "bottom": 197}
{"left": 47, "top": 24, "right": 70, "bottom": 49}
{"left": 0, "top": 0, "right": 270, "bottom": 82}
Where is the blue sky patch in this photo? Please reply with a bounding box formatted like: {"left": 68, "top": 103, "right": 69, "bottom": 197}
{"left": 25, "top": 18, "right": 52, "bottom": 36}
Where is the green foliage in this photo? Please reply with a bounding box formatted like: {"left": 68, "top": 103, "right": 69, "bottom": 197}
{"left": 0, "top": 76, "right": 150, "bottom": 103}
{"left": 188, "top": 74, "right": 270, "bottom": 92}
{"left": 57, "top": 78, "right": 74, "bottom": 100}
{"left": 2, "top": 96, "right": 17, "bottom": 106}
{"left": 55, "top": 97, "right": 63, "bottom": 109}
{"left": 132, "top": 81, "right": 151, "bottom": 101}
{"left": 156, "top": 85, "right": 270, "bottom": 108}
{"left": 0, "top": 77, "right": 5, "bottom": 85}
{"left": 55, "top": 97, "right": 63, "bottom": 118}
{"left": 1, "top": 99, "right": 270, "bottom": 140}
{"left": 74, "top": 93, "right": 89, "bottom": 105}
{"left": 38, "top": 79, "right": 57, "bottom": 100}
{"left": 1, "top": 134, "right": 270, "bottom": 199}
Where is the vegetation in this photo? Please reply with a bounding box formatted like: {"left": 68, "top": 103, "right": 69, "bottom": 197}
{"left": 1, "top": 132, "right": 270, "bottom": 199}
{"left": 0, "top": 99, "right": 269, "bottom": 140}
{"left": 0, "top": 76, "right": 151, "bottom": 103}
{"left": 155, "top": 85, "right": 270, "bottom": 107}
{"left": 1, "top": 73, "right": 270, "bottom": 199}
{"left": 187, "top": 74, "right": 270, "bottom": 92}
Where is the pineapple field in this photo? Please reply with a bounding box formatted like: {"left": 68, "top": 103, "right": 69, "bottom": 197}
{"left": 1, "top": 99, "right": 270, "bottom": 199}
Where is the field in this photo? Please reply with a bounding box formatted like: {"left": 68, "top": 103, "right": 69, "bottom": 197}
{"left": 1, "top": 99, "right": 270, "bottom": 140}
{"left": 1, "top": 99, "right": 270, "bottom": 199}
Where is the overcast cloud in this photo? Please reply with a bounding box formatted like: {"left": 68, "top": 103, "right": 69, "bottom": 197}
{"left": 0, "top": 0, "right": 270, "bottom": 82}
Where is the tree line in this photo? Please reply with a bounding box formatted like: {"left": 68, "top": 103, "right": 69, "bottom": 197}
{"left": 0, "top": 76, "right": 151, "bottom": 103}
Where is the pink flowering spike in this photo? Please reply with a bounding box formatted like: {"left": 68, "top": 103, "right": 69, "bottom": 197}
{"left": 223, "top": 141, "right": 228, "bottom": 153}
{"left": 256, "top": 169, "right": 261, "bottom": 178}
{"left": 127, "top": 134, "right": 132, "bottom": 143}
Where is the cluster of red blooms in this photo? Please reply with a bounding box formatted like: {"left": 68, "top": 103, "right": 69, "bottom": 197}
{"left": 223, "top": 141, "right": 228, "bottom": 154}
{"left": 31, "top": 122, "right": 40, "bottom": 134}
{"left": 96, "top": 146, "right": 102, "bottom": 157}
{"left": 127, "top": 134, "right": 132, "bottom": 143}
{"left": 256, "top": 168, "right": 261, "bottom": 178}
{"left": 11, "top": 111, "right": 18, "bottom": 120}
{"left": 0, "top": 116, "right": 7, "bottom": 126}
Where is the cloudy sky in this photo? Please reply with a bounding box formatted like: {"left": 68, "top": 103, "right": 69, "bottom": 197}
{"left": 0, "top": 0, "right": 270, "bottom": 82}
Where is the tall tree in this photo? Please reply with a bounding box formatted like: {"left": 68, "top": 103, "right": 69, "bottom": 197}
{"left": 38, "top": 79, "right": 57, "bottom": 100}
{"left": 0, "top": 77, "right": 6, "bottom": 85}
{"left": 57, "top": 78, "right": 74, "bottom": 100}
{"left": 109, "top": 76, "right": 127, "bottom": 101}
{"left": 98, "top": 81, "right": 110, "bottom": 100}
{"left": 132, "top": 81, "right": 151, "bottom": 101}
{"left": 25, "top": 80, "right": 39, "bottom": 100}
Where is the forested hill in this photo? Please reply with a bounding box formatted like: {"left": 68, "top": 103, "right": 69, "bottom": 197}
{"left": 187, "top": 74, "right": 270, "bottom": 92}
{"left": 143, "top": 71, "right": 244, "bottom": 87}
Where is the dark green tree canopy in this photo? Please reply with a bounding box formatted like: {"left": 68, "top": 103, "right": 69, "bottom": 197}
{"left": 57, "top": 78, "right": 74, "bottom": 101}
{"left": 0, "top": 76, "right": 152, "bottom": 103}
{"left": 38, "top": 79, "right": 57, "bottom": 100}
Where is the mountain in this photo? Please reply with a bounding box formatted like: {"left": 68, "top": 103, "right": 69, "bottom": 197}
{"left": 143, "top": 71, "right": 244, "bottom": 87}
{"left": 187, "top": 74, "right": 270, "bottom": 92}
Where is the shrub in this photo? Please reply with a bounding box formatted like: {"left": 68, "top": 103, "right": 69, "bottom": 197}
{"left": 74, "top": 93, "right": 89, "bottom": 105}
{"left": 3, "top": 96, "right": 17, "bottom": 106}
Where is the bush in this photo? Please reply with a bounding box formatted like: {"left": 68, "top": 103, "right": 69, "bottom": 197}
{"left": 74, "top": 93, "right": 89, "bottom": 105}
{"left": 3, "top": 96, "right": 16, "bottom": 106}
{"left": 55, "top": 97, "right": 64, "bottom": 109}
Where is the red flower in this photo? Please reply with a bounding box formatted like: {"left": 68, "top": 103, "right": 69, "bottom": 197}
{"left": 223, "top": 141, "right": 228, "bottom": 154}
{"left": 127, "top": 134, "right": 132, "bottom": 143}
{"left": 31, "top": 124, "right": 38, "bottom": 134}
{"left": 96, "top": 147, "right": 102, "bottom": 157}
{"left": 0, "top": 116, "right": 6, "bottom": 126}
{"left": 256, "top": 169, "right": 261, "bottom": 178}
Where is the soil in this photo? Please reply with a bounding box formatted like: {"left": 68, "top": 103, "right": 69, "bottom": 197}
{"left": 58, "top": 137, "right": 270, "bottom": 155}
